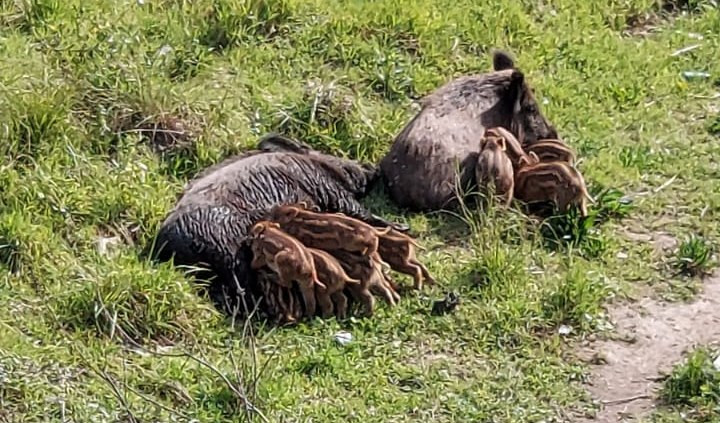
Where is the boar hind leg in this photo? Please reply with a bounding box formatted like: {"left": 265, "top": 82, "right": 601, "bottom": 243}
{"left": 349, "top": 287, "right": 375, "bottom": 317}
{"left": 316, "top": 288, "right": 334, "bottom": 319}
{"left": 296, "top": 282, "right": 317, "bottom": 318}
{"left": 370, "top": 278, "right": 398, "bottom": 306}
{"left": 413, "top": 259, "right": 435, "bottom": 287}
{"left": 331, "top": 291, "right": 348, "bottom": 320}
{"left": 390, "top": 260, "right": 426, "bottom": 290}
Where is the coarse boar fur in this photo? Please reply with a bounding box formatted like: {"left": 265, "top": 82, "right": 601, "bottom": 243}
{"left": 514, "top": 160, "right": 594, "bottom": 217}
{"left": 525, "top": 139, "right": 577, "bottom": 164}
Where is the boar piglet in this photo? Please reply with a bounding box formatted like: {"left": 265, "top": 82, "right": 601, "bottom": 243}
{"left": 329, "top": 250, "right": 400, "bottom": 317}
{"left": 307, "top": 248, "right": 360, "bottom": 319}
{"left": 476, "top": 136, "right": 515, "bottom": 206}
{"left": 268, "top": 204, "right": 391, "bottom": 256}
{"left": 525, "top": 139, "right": 577, "bottom": 164}
{"left": 376, "top": 228, "right": 435, "bottom": 290}
{"left": 514, "top": 161, "right": 594, "bottom": 217}
{"left": 484, "top": 126, "right": 530, "bottom": 170}
{"left": 249, "top": 220, "right": 324, "bottom": 318}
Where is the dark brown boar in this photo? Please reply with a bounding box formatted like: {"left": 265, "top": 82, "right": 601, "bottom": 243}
{"left": 149, "top": 133, "right": 408, "bottom": 319}
{"left": 380, "top": 50, "right": 559, "bottom": 211}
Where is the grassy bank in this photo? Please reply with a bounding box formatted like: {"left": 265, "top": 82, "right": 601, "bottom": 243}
{"left": 1, "top": 0, "right": 719, "bottom": 421}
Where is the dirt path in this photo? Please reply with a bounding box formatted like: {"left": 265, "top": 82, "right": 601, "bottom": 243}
{"left": 576, "top": 273, "right": 720, "bottom": 422}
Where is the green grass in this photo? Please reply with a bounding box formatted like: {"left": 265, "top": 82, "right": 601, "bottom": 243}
{"left": 673, "top": 234, "right": 715, "bottom": 276}
{"left": 646, "top": 347, "right": 720, "bottom": 423}
{"left": 1, "top": 0, "right": 720, "bottom": 421}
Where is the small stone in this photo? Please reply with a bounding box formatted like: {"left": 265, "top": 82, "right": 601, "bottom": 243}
{"left": 616, "top": 251, "right": 629, "bottom": 260}
{"left": 157, "top": 45, "right": 172, "bottom": 57}
{"left": 96, "top": 236, "right": 122, "bottom": 257}
{"left": 713, "top": 355, "right": 720, "bottom": 371}
{"left": 590, "top": 351, "right": 609, "bottom": 365}
{"left": 558, "top": 325, "right": 573, "bottom": 336}
{"left": 333, "top": 331, "right": 352, "bottom": 346}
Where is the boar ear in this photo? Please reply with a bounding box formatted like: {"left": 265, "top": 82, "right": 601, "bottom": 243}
{"left": 258, "top": 132, "right": 312, "bottom": 154}
{"left": 287, "top": 207, "right": 300, "bottom": 220}
{"left": 250, "top": 223, "right": 264, "bottom": 236}
{"left": 493, "top": 49, "right": 516, "bottom": 71}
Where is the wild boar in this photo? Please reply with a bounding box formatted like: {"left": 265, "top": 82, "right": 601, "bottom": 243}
{"left": 514, "top": 161, "right": 594, "bottom": 217}
{"left": 484, "top": 126, "right": 531, "bottom": 170}
{"left": 329, "top": 249, "right": 400, "bottom": 317}
{"left": 249, "top": 220, "right": 324, "bottom": 317}
{"left": 380, "top": 50, "right": 559, "bottom": 211}
{"left": 307, "top": 248, "right": 360, "bottom": 319}
{"left": 525, "top": 139, "right": 577, "bottom": 164}
{"left": 267, "top": 204, "right": 392, "bottom": 256}
{"left": 149, "top": 133, "right": 407, "bottom": 317}
{"left": 476, "top": 136, "right": 515, "bottom": 206}
{"left": 376, "top": 228, "right": 434, "bottom": 290}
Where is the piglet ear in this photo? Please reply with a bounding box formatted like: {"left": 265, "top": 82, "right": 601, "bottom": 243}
{"left": 250, "top": 223, "right": 264, "bottom": 236}
{"left": 492, "top": 49, "right": 516, "bottom": 71}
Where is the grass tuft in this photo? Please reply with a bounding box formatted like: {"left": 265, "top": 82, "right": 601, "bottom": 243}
{"left": 274, "top": 78, "right": 356, "bottom": 153}
{"left": 708, "top": 115, "right": 720, "bottom": 137}
{"left": 673, "top": 235, "right": 715, "bottom": 277}
{"left": 539, "top": 185, "right": 633, "bottom": 258}
{"left": 49, "top": 256, "right": 220, "bottom": 342}
{"left": 199, "top": 0, "right": 295, "bottom": 50}
{"left": 541, "top": 267, "right": 610, "bottom": 332}
{"left": 660, "top": 348, "right": 720, "bottom": 410}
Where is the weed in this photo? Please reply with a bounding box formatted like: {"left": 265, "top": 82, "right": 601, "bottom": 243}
{"left": 673, "top": 235, "right": 715, "bottom": 277}
{"left": 274, "top": 79, "right": 355, "bottom": 153}
{"left": 542, "top": 268, "right": 610, "bottom": 332}
{"left": 539, "top": 185, "right": 633, "bottom": 258}
{"left": 661, "top": 348, "right": 720, "bottom": 412}
{"left": 708, "top": 115, "right": 720, "bottom": 137}
{"left": 198, "top": 0, "right": 295, "bottom": 50}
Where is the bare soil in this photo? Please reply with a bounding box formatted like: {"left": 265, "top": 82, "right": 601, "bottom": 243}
{"left": 576, "top": 273, "right": 720, "bottom": 422}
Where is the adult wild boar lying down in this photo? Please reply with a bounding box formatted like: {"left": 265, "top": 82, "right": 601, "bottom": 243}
{"left": 380, "top": 50, "right": 560, "bottom": 211}
{"left": 149, "top": 134, "right": 405, "bottom": 316}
